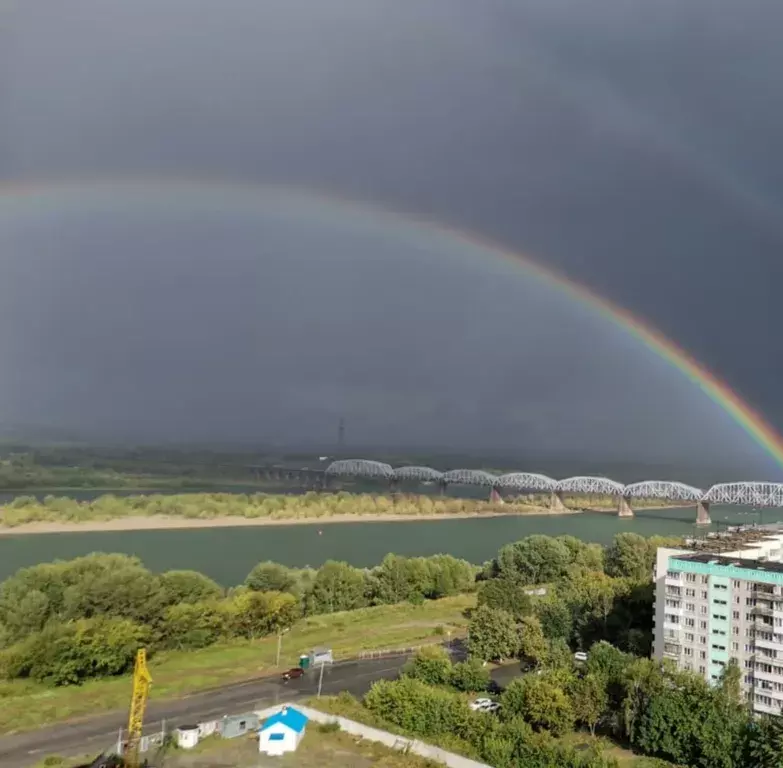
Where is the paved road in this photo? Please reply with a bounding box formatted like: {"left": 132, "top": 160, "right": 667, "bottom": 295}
{"left": 0, "top": 656, "right": 413, "bottom": 768}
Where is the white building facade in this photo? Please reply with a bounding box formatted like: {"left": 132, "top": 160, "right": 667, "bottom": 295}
{"left": 653, "top": 534, "right": 783, "bottom": 716}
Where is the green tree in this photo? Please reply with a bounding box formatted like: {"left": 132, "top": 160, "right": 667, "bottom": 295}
{"left": 742, "top": 716, "right": 783, "bottom": 768}
{"left": 3, "top": 616, "right": 147, "bottom": 685}
{"left": 404, "top": 646, "right": 453, "bottom": 686}
{"left": 518, "top": 615, "right": 549, "bottom": 669}
{"left": 451, "top": 658, "right": 491, "bottom": 693}
{"left": 496, "top": 536, "right": 572, "bottom": 585}
{"left": 467, "top": 606, "right": 519, "bottom": 662}
{"left": 306, "top": 561, "right": 367, "bottom": 614}
{"left": 605, "top": 533, "right": 653, "bottom": 582}
{"left": 477, "top": 578, "right": 532, "bottom": 619}
{"left": 534, "top": 595, "right": 573, "bottom": 642}
{"left": 501, "top": 676, "right": 575, "bottom": 736}
{"left": 159, "top": 600, "right": 228, "bottom": 650}
{"left": 571, "top": 673, "right": 608, "bottom": 736}
{"left": 159, "top": 570, "right": 223, "bottom": 605}
{"left": 245, "top": 561, "right": 299, "bottom": 594}
{"left": 229, "top": 590, "right": 300, "bottom": 639}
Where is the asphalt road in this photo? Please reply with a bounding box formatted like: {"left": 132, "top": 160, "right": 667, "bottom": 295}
{"left": 0, "top": 656, "right": 413, "bottom": 768}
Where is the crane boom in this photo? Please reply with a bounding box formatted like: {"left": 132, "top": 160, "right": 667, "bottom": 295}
{"left": 126, "top": 648, "right": 152, "bottom": 768}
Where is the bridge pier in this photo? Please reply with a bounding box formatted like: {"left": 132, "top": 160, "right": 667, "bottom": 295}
{"left": 549, "top": 491, "right": 567, "bottom": 512}
{"left": 489, "top": 487, "right": 504, "bottom": 504}
{"left": 618, "top": 495, "right": 634, "bottom": 518}
{"left": 696, "top": 500, "right": 711, "bottom": 525}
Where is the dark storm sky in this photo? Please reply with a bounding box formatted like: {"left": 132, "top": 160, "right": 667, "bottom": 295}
{"left": 2, "top": 0, "right": 783, "bottom": 476}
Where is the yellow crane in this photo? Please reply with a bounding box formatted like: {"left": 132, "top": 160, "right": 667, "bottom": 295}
{"left": 125, "top": 648, "right": 152, "bottom": 768}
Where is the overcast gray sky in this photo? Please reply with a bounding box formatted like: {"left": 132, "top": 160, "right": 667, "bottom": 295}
{"left": 2, "top": 0, "right": 783, "bottom": 478}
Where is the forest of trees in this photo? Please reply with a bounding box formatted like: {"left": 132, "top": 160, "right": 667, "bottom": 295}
{"left": 345, "top": 641, "right": 783, "bottom": 768}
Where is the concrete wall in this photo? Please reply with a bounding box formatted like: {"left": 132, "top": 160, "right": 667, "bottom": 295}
{"left": 255, "top": 703, "right": 491, "bottom": 768}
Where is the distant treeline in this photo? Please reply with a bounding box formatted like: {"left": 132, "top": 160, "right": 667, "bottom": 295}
{"left": 0, "top": 531, "right": 675, "bottom": 687}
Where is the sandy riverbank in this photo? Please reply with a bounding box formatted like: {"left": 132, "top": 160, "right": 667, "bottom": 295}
{"left": 0, "top": 507, "right": 587, "bottom": 536}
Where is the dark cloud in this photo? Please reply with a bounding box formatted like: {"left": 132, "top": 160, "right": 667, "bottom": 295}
{"left": 2, "top": 0, "right": 782, "bottom": 476}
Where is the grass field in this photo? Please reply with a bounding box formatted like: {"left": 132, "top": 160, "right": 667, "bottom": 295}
{"left": 0, "top": 595, "right": 473, "bottom": 735}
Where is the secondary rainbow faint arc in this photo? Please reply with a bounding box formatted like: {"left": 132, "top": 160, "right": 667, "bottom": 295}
{"left": 2, "top": 175, "right": 782, "bottom": 469}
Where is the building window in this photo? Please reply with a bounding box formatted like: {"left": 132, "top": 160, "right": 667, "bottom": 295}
{"left": 699, "top": 665, "right": 706, "bottom": 673}
{"left": 732, "top": 642, "right": 739, "bottom": 651}
{"left": 702, "top": 590, "right": 709, "bottom": 599}
{"left": 667, "top": 571, "right": 681, "bottom": 579}
{"left": 733, "top": 627, "right": 739, "bottom": 635}
{"left": 702, "top": 576, "right": 709, "bottom": 584}
{"left": 733, "top": 611, "right": 740, "bottom": 619}
{"left": 700, "top": 650, "right": 707, "bottom": 659}
{"left": 686, "top": 588, "right": 696, "bottom": 597}
{"left": 684, "top": 647, "right": 693, "bottom": 656}
{"left": 699, "top": 620, "right": 707, "bottom": 629}
{"left": 701, "top": 606, "right": 708, "bottom": 615}
{"left": 735, "top": 596, "right": 741, "bottom": 604}
{"left": 685, "top": 633, "right": 694, "bottom": 642}
{"left": 713, "top": 614, "right": 727, "bottom": 621}
{"left": 700, "top": 635, "right": 707, "bottom": 644}
{"left": 686, "top": 574, "right": 697, "bottom": 583}
{"left": 734, "top": 580, "right": 742, "bottom": 589}
{"left": 714, "top": 599, "right": 728, "bottom": 606}
{"left": 686, "top": 603, "right": 695, "bottom": 613}
{"left": 686, "top": 618, "right": 695, "bottom": 627}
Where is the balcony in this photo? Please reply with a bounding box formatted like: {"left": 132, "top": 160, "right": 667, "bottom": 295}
{"left": 753, "top": 604, "right": 775, "bottom": 617}
{"left": 753, "top": 699, "right": 782, "bottom": 716}
{"left": 751, "top": 666, "right": 783, "bottom": 685}
{"left": 754, "top": 636, "right": 783, "bottom": 653}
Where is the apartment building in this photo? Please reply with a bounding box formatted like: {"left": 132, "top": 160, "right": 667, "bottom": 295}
{"left": 653, "top": 532, "right": 783, "bottom": 716}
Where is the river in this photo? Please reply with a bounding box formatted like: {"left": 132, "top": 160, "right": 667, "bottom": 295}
{"left": 0, "top": 503, "right": 778, "bottom": 586}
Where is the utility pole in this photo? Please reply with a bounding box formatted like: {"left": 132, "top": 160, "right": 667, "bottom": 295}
{"left": 276, "top": 628, "right": 289, "bottom": 667}
{"left": 317, "top": 662, "right": 325, "bottom": 698}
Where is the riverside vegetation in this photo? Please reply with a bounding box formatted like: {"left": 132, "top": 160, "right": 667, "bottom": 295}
{"left": 0, "top": 490, "right": 678, "bottom": 529}
{"left": 0, "top": 532, "right": 672, "bottom": 733}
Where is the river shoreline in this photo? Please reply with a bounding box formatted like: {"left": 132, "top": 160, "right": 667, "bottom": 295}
{"left": 0, "top": 507, "right": 593, "bottom": 536}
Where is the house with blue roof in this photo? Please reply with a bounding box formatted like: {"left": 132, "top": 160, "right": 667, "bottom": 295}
{"left": 258, "top": 706, "right": 309, "bottom": 756}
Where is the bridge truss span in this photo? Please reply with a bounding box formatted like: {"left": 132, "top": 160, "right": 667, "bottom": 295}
{"left": 393, "top": 466, "right": 445, "bottom": 483}
{"left": 442, "top": 469, "right": 498, "bottom": 487}
{"left": 624, "top": 480, "right": 703, "bottom": 503}
{"left": 324, "top": 459, "right": 394, "bottom": 479}
{"left": 704, "top": 482, "right": 783, "bottom": 508}
{"left": 496, "top": 472, "right": 557, "bottom": 492}
{"left": 556, "top": 476, "right": 626, "bottom": 496}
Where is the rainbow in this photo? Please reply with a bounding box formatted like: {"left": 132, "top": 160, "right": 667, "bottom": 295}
{"left": 2, "top": 175, "right": 783, "bottom": 468}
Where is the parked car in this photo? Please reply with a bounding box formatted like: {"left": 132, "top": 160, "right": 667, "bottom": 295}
{"left": 469, "top": 698, "right": 493, "bottom": 711}
{"left": 470, "top": 698, "right": 501, "bottom": 713}
{"left": 281, "top": 667, "right": 304, "bottom": 681}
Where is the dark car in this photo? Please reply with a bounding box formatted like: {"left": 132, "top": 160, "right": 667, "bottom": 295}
{"left": 282, "top": 667, "right": 304, "bottom": 681}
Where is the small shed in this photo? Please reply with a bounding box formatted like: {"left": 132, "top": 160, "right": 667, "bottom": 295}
{"left": 175, "top": 725, "right": 200, "bottom": 750}
{"left": 220, "top": 712, "right": 259, "bottom": 739}
{"left": 258, "top": 706, "right": 308, "bottom": 756}
{"left": 310, "top": 647, "right": 333, "bottom": 666}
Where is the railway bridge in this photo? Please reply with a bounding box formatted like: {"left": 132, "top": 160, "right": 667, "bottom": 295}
{"left": 322, "top": 459, "right": 783, "bottom": 525}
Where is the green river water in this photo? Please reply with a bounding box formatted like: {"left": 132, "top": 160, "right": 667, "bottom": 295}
{"left": 0, "top": 502, "right": 777, "bottom": 586}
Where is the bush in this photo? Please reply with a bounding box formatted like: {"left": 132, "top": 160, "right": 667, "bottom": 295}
{"left": 451, "top": 658, "right": 490, "bottom": 693}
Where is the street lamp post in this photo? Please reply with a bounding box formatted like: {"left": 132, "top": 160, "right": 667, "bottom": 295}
{"left": 317, "top": 662, "right": 325, "bottom": 698}
{"left": 276, "top": 628, "right": 290, "bottom": 668}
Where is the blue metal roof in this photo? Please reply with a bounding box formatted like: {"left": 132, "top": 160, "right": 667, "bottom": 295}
{"left": 259, "top": 707, "right": 308, "bottom": 734}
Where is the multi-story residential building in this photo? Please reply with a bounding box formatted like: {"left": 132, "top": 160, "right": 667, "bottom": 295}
{"left": 653, "top": 531, "right": 783, "bottom": 716}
